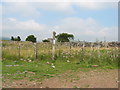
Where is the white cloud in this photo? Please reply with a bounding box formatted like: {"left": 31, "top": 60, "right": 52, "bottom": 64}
{"left": 2, "top": 1, "right": 117, "bottom": 19}
{"left": 75, "top": 2, "right": 105, "bottom": 10}
{"left": 3, "top": 18, "right": 47, "bottom": 31}
{"left": 74, "top": 2, "right": 117, "bottom": 10}
{"left": 2, "top": 2, "right": 74, "bottom": 19}
{"left": 2, "top": 17, "right": 117, "bottom": 41}
{"left": 2, "top": 18, "right": 52, "bottom": 41}
{"left": 55, "top": 17, "right": 118, "bottom": 41}
{"left": 8, "top": 18, "right": 16, "bottom": 22}
{"left": 34, "top": 2, "right": 74, "bottom": 14}
{"left": 2, "top": 2, "right": 41, "bottom": 19}
{"left": 1, "top": 0, "right": 118, "bottom": 42}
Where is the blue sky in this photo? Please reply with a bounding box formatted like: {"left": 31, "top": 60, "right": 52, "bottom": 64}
{"left": 1, "top": 1, "right": 118, "bottom": 41}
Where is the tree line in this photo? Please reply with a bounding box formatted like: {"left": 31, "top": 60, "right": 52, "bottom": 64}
{"left": 11, "top": 33, "right": 74, "bottom": 43}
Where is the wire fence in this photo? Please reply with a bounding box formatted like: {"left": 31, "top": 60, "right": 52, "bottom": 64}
{"left": 2, "top": 41, "right": 119, "bottom": 64}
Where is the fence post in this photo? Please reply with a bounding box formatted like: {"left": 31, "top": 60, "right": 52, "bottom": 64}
{"left": 34, "top": 43, "right": 37, "bottom": 59}
{"left": 18, "top": 42, "right": 20, "bottom": 59}
{"left": 81, "top": 41, "right": 85, "bottom": 61}
{"left": 70, "top": 42, "right": 71, "bottom": 49}
{"left": 52, "top": 31, "right": 56, "bottom": 60}
{"left": 58, "top": 42, "right": 61, "bottom": 57}
{"left": 90, "top": 43, "right": 93, "bottom": 56}
{"left": 69, "top": 42, "right": 72, "bottom": 57}
{"left": 97, "top": 45, "right": 100, "bottom": 58}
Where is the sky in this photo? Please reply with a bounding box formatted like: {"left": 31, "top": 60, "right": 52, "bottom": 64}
{"left": 0, "top": 0, "right": 118, "bottom": 42}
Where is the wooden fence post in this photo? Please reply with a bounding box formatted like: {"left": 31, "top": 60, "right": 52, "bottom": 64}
{"left": 69, "top": 42, "right": 72, "bottom": 57}
{"left": 58, "top": 42, "right": 61, "bottom": 57}
{"left": 34, "top": 43, "right": 37, "bottom": 59}
{"left": 90, "top": 43, "right": 93, "bottom": 56}
{"left": 70, "top": 42, "right": 71, "bottom": 49}
{"left": 81, "top": 41, "right": 85, "bottom": 61}
{"left": 18, "top": 42, "right": 20, "bottom": 59}
{"left": 97, "top": 45, "right": 100, "bottom": 58}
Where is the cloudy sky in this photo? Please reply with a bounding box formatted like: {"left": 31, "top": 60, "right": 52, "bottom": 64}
{"left": 1, "top": 0, "right": 118, "bottom": 42}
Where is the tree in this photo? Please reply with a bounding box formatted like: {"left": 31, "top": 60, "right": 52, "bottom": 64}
{"left": 11, "top": 36, "right": 21, "bottom": 41}
{"left": 17, "top": 36, "right": 21, "bottom": 41}
{"left": 56, "top": 33, "right": 74, "bottom": 42}
{"left": 11, "top": 36, "right": 14, "bottom": 41}
{"left": 42, "top": 39, "right": 50, "bottom": 42}
{"left": 26, "top": 35, "right": 36, "bottom": 43}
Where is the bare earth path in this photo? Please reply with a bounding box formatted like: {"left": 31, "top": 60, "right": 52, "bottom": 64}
{"left": 3, "top": 69, "right": 118, "bottom": 88}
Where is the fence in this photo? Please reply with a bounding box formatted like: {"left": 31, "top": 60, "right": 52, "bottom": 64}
{"left": 2, "top": 41, "right": 119, "bottom": 64}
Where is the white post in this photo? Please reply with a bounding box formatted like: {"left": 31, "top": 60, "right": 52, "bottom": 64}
{"left": 52, "top": 31, "right": 56, "bottom": 60}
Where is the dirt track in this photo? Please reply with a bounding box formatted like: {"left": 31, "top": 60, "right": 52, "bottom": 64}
{"left": 3, "top": 69, "right": 119, "bottom": 88}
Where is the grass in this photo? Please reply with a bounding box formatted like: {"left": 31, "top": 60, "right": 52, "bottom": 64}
{"left": 2, "top": 58, "right": 118, "bottom": 82}
{"left": 2, "top": 41, "right": 120, "bottom": 82}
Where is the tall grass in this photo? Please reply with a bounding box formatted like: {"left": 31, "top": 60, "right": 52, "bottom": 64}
{"left": 2, "top": 41, "right": 119, "bottom": 67}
